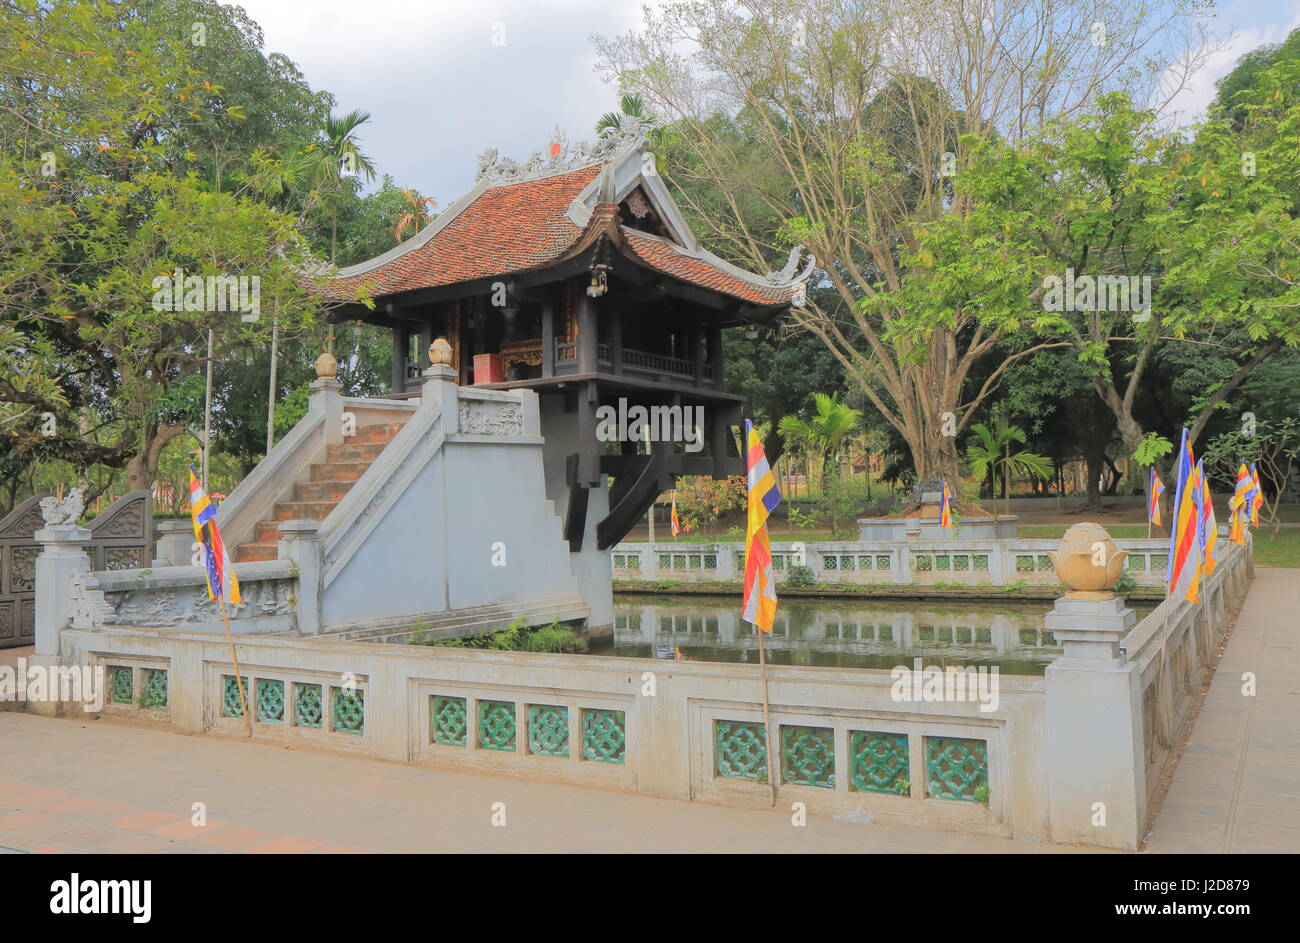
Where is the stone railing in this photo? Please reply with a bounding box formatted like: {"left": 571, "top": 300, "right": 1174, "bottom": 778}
{"left": 1123, "top": 537, "right": 1254, "bottom": 807}
{"left": 612, "top": 538, "right": 1174, "bottom": 588}
{"left": 39, "top": 531, "right": 1254, "bottom": 849}
{"left": 66, "top": 560, "right": 300, "bottom": 636}
{"left": 54, "top": 622, "right": 1045, "bottom": 841}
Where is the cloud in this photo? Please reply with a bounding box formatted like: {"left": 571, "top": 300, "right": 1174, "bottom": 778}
{"left": 1161, "top": 3, "right": 1300, "bottom": 127}
{"left": 233, "top": 0, "right": 651, "bottom": 203}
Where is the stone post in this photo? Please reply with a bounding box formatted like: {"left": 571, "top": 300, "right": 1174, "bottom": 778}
{"left": 310, "top": 377, "right": 345, "bottom": 446}
{"left": 34, "top": 524, "right": 93, "bottom": 657}
{"left": 420, "top": 363, "right": 460, "bottom": 431}
{"left": 153, "top": 519, "right": 194, "bottom": 567}
{"left": 277, "top": 520, "right": 322, "bottom": 636}
{"left": 1043, "top": 523, "right": 1145, "bottom": 849}
{"left": 30, "top": 524, "right": 94, "bottom": 716}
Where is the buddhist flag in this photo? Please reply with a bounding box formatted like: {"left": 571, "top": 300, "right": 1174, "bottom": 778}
{"left": 742, "top": 420, "right": 781, "bottom": 633}
{"left": 1250, "top": 464, "right": 1264, "bottom": 525}
{"left": 1148, "top": 468, "right": 1165, "bottom": 527}
{"left": 939, "top": 478, "right": 953, "bottom": 529}
{"left": 1198, "top": 460, "right": 1217, "bottom": 577}
{"left": 1229, "top": 463, "right": 1251, "bottom": 544}
{"left": 188, "top": 466, "right": 242, "bottom": 606}
{"left": 670, "top": 493, "right": 682, "bottom": 537}
{"left": 1166, "top": 429, "right": 1203, "bottom": 604}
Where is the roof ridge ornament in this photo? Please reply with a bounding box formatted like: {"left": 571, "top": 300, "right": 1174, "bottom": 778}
{"left": 765, "top": 245, "right": 817, "bottom": 286}
{"left": 475, "top": 119, "right": 659, "bottom": 184}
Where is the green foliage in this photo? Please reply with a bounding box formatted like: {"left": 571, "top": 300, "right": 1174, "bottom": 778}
{"left": 1132, "top": 433, "right": 1174, "bottom": 468}
{"left": 672, "top": 475, "right": 745, "bottom": 537}
{"left": 786, "top": 564, "right": 815, "bottom": 587}
{"left": 965, "top": 409, "right": 1052, "bottom": 510}
{"left": 434, "top": 618, "right": 587, "bottom": 653}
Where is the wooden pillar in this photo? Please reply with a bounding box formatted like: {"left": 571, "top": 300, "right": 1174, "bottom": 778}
{"left": 708, "top": 324, "right": 722, "bottom": 385}
{"left": 419, "top": 317, "right": 434, "bottom": 370}
{"left": 577, "top": 292, "right": 597, "bottom": 375}
{"left": 691, "top": 321, "right": 703, "bottom": 386}
{"left": 391, "top": 322, "right": 408, "bottom": 394}
{"left": 576, "top": 379, "right": 601, "bottom": 486}
{"left": 541, "top": 299, "right": 555, "bottom": 377}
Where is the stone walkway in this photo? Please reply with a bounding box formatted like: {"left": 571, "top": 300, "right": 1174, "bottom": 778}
{"left": 0, "top": 713, "right": 1115, "bottom": 854}
{"left": 1144, "top": 567, "right": 1300, "bottom": 853}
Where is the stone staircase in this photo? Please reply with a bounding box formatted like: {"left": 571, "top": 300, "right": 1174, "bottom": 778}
{"left": 234, "top": 421, "right": 406, "bottom": 563}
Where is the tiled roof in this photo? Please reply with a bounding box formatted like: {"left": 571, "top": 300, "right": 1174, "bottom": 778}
{"left": 620, "top": 229, "right": 792, "bottom": 305}
{"left": 313, "top": 162, "right": 793, "bottom": 307}
{"left": 318, "top": 166, "right": 600, "bottom": 301}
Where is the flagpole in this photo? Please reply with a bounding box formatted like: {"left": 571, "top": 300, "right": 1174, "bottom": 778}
{"left": 757, "top": 626, "right": 777, "bottom": 808}
{"left": 215, "top": 585, "right": 252, "bottom": 739}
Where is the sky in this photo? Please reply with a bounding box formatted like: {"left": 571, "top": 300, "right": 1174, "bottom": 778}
{"left": 230, "top": 0, "right": 1300, "bottom": 207}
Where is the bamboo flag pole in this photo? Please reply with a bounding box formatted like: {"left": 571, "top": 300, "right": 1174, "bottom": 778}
{"left": 757, "top": 626, "right": 777, "bottom": 808}
{"left": 218, "top": 594, "right": 253, "bottom": 739}
{"left": 211, "top": 542, "right": 252, "bottom": 739}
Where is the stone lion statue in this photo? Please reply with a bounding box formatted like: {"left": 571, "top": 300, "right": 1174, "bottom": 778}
{"left": 39, "top": 487, "right": 85, "bottom": 525}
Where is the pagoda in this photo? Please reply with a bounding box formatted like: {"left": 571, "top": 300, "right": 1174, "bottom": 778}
{"left": 311, "top": 122, "right": 812, "bottom": 607}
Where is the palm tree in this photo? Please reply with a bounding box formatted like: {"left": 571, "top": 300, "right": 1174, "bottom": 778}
{"left": 298, "top": 109, "right": 378, "bottom": 263}
{"left": 778, "top": 393, "right": 862, "bottom": 493}
{"left": 596, "top": 92, "right": 652, "bottom": 135}
{"left": 779, "top": 393, "right": 861, "bottom": 467}
{"left": 389, "top": 188, "right": 438, "bottom": 244}
{"left": 966, "top": 410, "right": 1053, "bottom": 520}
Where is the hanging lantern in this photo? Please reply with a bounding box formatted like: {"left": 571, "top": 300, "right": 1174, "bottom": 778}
{"left": 586, "top": 264, "right": 610, "bottom": 298}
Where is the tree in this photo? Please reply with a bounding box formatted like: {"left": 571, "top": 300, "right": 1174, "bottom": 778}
{"left": 1203, "top": 419, "right": 1299, "bottom": 530}
{"left": 297, "top": 109, "right": 378, "bottom": 262}
{"left": 388, "top": 187, "right": 438, "bottom": 244}
{"left": 779, "top": 392, "right": 864, "bottom": 536}
{"left": 722, "top": 322, "right": 843, "bottom": 465}
{"left": 0, "top": 0, "right": 366, "bottom": 494}
{"left": 777, "top": 392, "right": 861, "bottom": 487}
{"left": 595, "top": 0, "right": 1216, "bottom": 489}
{"left": 672, "top": 475, "right": 745, "bottom": 538}
{"left": 965, "top": 410, "right": 1052, "bottom": 520}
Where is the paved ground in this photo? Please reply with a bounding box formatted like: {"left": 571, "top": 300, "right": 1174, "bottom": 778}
{"left": 0, "top": 713, "right": 1118, "bottom": 854}
{"left": 1144, "top": 567, "right": 1300, "bottom": 853}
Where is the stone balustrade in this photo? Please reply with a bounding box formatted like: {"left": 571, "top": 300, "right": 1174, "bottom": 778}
{"left": 612, "top": 537, "right": 1175, "bottom": 588}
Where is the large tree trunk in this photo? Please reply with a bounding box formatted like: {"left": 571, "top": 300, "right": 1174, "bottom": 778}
{"left": 1083, "top": 442, "right": 1108, "bottom": 510}
{"left": 123, "top": 422, "right": 186, "bottom": 493}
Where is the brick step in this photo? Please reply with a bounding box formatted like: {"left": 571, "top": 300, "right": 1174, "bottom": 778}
{"left": 350, "top": 422, "right": 406, "bottom": 444}
{"left": 309, "top": 460, "right": 372, "bottom": 483}
{"left": 253, "top": 520, "right": 281, "bottom": 543}
{"left": 292, "top": 479, "right": 357, "bottom": 503}
{"left": 271, "top": 500, "right": 336, "bottom": 522}
{"left": 326, "top": 441, "right": 387, "bottom": 462}
{"left": 235, "top": 542, "right": 277, "bottom": 563}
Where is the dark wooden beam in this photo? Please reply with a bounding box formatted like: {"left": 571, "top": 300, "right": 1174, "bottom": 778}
{"left": 390, "top": 322, "right": 407, "bottom": 394}
{"left": 541, "top": 299, "right": 555, "bottom": 377}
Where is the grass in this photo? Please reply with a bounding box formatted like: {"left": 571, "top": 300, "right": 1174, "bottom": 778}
{"left": 1019, "top": 524, "right": 1300, "bottom": 568}
{"left": 1018, "top": 524, "right": 1152, "bottom": 539}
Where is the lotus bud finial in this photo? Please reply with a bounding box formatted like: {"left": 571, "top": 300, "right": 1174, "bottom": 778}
{"left": 1046, "top": 522, "right": 1129, "bottom": 600}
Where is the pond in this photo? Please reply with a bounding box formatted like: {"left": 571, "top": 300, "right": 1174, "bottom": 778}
{"left": 589, "top": 593, "right": 1157, "bottom": 676}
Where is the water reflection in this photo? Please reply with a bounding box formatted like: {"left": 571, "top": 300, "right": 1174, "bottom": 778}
{"left": 591, "top": 593, "right": 1155, "bottom": 676}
